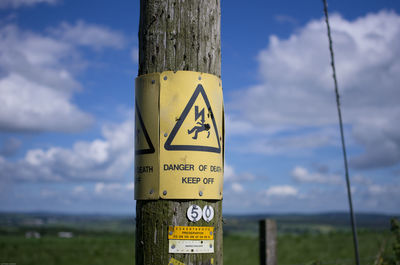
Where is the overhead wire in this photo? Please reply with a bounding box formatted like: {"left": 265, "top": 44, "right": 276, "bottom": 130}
{"left": 321, "top": 1, "right": 361, "bottom": 265}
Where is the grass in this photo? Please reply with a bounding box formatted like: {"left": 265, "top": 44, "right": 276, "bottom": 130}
{"left": 0, "top": 233, "right": 135, "bottom": 265}
{"left": 0, "top": 228, "right": 394, "bottom": 265}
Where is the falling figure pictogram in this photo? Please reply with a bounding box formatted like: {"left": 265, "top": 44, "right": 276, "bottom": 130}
{"left": 187, "top": 106, "right": 210, "bottom": 139}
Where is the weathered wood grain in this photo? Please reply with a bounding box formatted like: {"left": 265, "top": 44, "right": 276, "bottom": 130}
{"left": 136, "top": 1, "right": 222, "bottom": 264}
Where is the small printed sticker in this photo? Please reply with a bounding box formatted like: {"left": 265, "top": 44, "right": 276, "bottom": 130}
{"left": 187, "top": 204, "right": 202, "bottom": 222}
{"left": 169, "top": 240, "right": 214, "bottom": 253}
{"left": 202, "top": 205, "right": 214, "bottom": 222}
{"left": 168, "top": 226, "right": 214, "bottom": 240}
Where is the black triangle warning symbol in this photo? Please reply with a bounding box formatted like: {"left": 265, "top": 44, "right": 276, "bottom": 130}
{"left": 164, "top": 84, "right": 221, "bottom": 153}
{"left": 135, "top": 101, "right": 155, "bottom": 155}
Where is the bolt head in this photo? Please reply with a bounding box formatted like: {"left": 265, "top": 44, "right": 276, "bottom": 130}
{"left": 163, "top": 190, "right": 167, "bottom": 195}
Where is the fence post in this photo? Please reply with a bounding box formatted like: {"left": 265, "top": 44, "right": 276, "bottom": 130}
{"left": 259, "top": 219, "right": 277, "bottom": 265}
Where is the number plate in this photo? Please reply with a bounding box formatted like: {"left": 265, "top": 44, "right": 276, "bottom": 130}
{"left": 187, "top": 204, "right": 202, "bottom": 222}
{"left": 168, "top": 226, "right": 214, "bottom": 240}
{"left": 202, "top": 205, "right": 214, "bottom": 222}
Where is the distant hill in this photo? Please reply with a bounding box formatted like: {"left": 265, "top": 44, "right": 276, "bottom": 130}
{"left": 0, "top": 211, "right": 397, "bottom": 235}
{"left": 223, "top": 212, "right": 399, "bottom": 235}
{"left": 0, "top": 212, "right": 135, "bottom": 232}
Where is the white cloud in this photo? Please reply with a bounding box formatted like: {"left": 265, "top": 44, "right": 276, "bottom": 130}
{"left": 0, "top": 21, "right": 126, "bottom": 133}
{"left": 131, "top": 47, "right": 139, "bottom": 63}
{"left": 233, "top": 128, "right": 339, "bottom": 155}
{"left": 265, "top": 185, "right": 298, "bottom": 197}
{"left": 72, "top": 185, "right": 85, "bottom": 194}
{"left": 224, "top": 164, "right": 235, "bottom": 181}
{"left": 50, "top": 21, "right": 126, "bottom": 50}
{"left": 0, "top": 0, "right": 57, "bottom": 9}
{"left": 94, "top": 182, "right": 135, "bottom": 196}
{"left": 0, "top": 119, "right": 133, "bottom": 182}
{"left": 224, "top": 164, "right": 255, "bottom": 182}
{"left": 229, "top": 10, "right": 400, "bottom": 168}
{"left": 0, "top": 24, "right": 90, "bottom": 132}
{"left": 231, "top": 182, "right": 244, "bottom": 193}
{"left": 291, "top": 166, "right": 342, "bottom": 184}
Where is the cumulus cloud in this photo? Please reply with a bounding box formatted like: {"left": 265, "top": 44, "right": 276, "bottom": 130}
{"left": 94, "top": 182, "right": 135, "bottom": 195}
{"left": 265, "top": 185, "right": 298, "bottom": 197}
{"left": 291, "top": 166, "right": 342, "bottom": 184}
{"left": 131, "top": 47, "right": 139, "bottom": 63}
{"left": 231, "top": 182, "right": 244, "bottom": 193}
{"left": 0, "top": 0, "right": 57, "bottom": 9}
{"left": 229, "top": 10, "right": 400, "bottom": 169}
{"left": 224, "top": 164, "right": 255, "bottom": 182}
{"left": 0, "top": 21, "right": 126, "bottom": 132}
{"left": 49, "top": 21, "right": 126, "bottom": 50}
{"left": 0, "top": 120, "right": 133, "bottom": 182}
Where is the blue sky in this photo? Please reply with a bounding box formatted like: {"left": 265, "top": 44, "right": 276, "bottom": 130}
{"left": 1, "top": 0, "right": 400, "bottom": 214}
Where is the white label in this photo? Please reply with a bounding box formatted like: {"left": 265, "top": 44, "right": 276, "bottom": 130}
{"left": 187, "top": 205, "right": 202, "bottom": 222}
{"left": 169, "top": 240, "right": 214, "bottom": 253}
{"left": 202, "top": 205, "right": 214, "bottom": 222}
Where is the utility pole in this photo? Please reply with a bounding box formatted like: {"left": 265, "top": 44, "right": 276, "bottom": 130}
{"left": 135, "top": 1, "right": 223, "bottom": 265}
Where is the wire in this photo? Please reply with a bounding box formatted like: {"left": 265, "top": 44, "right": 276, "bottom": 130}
{"left": 322, "top": 1, "right": 361, "bottom": 265}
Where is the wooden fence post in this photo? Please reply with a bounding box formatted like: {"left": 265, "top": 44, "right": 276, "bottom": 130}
{"left": 259, "top": 219, "right": 277, "bottom": 265}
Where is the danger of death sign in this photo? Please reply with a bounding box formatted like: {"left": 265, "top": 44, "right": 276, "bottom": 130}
{"left": 134, "top": 71, "right": 224, "bottom": 200}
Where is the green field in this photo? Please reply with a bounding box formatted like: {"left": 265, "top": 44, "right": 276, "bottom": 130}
{"left": 0, "top": 229, "right": 395, "bottom": 265}
{"left": 1, "top": 213, "right": 398, "bottom": 265}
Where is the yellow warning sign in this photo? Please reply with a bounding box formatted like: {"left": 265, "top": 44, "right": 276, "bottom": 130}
{"left": 160, "top": 71, "right": 224, "bottom": 199}
{"left": 168, "top": 226, "right": 214, "bottom": 240}
{"left": 134, "top": 71, "right": 224, "bottom": 200}
{"left": 168, "top": 258, "right": 185, "bottom": 265}
{"left": 134, "top": 75, "right": 159, "bottom": 200}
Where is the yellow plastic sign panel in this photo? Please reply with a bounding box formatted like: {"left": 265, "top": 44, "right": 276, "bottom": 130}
{"left": 134, "top": 75, "right": 160, "bottom": 200}
{"left": 135, "top": 71, "right": 224, "bottom": 200}
{"left": 168, "top": 258, "right": 186, "bottom": 265}
{"left": 168, "top": 226, "right": 214, "bottom": 240}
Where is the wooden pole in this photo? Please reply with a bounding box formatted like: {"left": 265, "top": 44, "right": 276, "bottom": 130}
{"left": 136, "top": 1, "right": 222, "bottom": 265}
{"left": 259, "top": 219, "right": 277, "bottom": 265}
